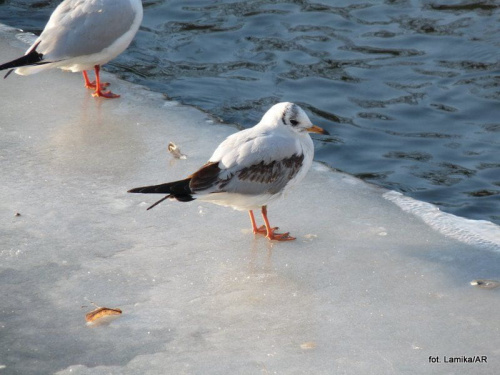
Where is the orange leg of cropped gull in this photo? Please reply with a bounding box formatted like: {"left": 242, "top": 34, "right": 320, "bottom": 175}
{"left": 82, "top": 70, "right": 110, "bottom": 90}
{"left": 85, "top": 65, "right": 120, "bottom": 98}
{"left": 248, "top": 206, "right": 295, "bottom": 241}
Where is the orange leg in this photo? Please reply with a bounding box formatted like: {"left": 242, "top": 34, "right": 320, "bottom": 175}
{"left": 249, "top": 210, "right": 271, "bottom": 235}
{"left": 260, "top": 205, "right": 295, "bottom": 241}
{"left": 82, "top": 70, "right": 110, "bottom": 90}
{"left": 91, "top": 65, "right": 120, "bottom": 99}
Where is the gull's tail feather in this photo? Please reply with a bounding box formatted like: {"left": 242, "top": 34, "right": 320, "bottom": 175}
{"left": 0, "top": 42, "right": 45, "bottom": 78}
{"left": 128, "top": 178, "right": 194, "bottom": 209}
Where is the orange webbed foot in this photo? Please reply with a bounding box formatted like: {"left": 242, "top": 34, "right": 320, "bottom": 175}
{"left": 254, "top": 206, "right": 296, "bottom": 241}
{"left": 92, "top": 90, "right": 120, "bottom": 99}
{"left": 87, "top": 65, "right": 120, "bottom": 99}
{"left": 253, "top": 224, "right": 279, "bottom": 236}
{"left": 266, "top": 229, "right": 296, "bottom": 242}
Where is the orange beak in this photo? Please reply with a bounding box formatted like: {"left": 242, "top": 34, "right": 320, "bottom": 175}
{"left": 306, "top": 125, "right": 329, "bottom": 135}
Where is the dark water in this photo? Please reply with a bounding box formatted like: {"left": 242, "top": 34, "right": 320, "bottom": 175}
{"left": 1, "top": 0, "right": 499, "bottom": 224}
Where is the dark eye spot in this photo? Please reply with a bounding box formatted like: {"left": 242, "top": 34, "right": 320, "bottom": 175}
{"left": 290, "top": 119, "right": 299, "bottom": 126}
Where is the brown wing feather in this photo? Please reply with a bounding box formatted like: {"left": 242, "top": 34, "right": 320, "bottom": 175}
{"left": 188, "top": 154, "right": 304, "bottom": 196}
{"left": 189, "top": 162, "right": 224, "bottom": 192}
{"left": 236, "top": 154, "right": 304, "bottom": 194}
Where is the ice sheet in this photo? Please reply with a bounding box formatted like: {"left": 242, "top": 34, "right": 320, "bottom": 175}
{"left": 1, "top": 26, "right": 499, "bottom": 375}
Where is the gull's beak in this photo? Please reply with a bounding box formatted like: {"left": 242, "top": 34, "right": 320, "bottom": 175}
{"left": 307, "top": 125, "right": 329, "bottom": 135}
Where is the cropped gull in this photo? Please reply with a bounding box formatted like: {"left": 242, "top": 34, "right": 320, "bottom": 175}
{"left": 128, "top": 102, "right": 328, "bottom": 241}
{"left": 0, "top": 0, "right": 143, "bottom": 98}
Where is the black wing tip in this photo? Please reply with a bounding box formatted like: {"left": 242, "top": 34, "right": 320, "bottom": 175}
{"left": 146, "top": 195, "right": 171, "bottom": 210}
{"left": 144, "top": 194, "right": 194, "bottom": 210}
{"left": 3, "top": 69, "right": 14, "bottom": 79}
{"left": 128, "top": 178, "right": 193, "bottom": 195}
{"left": 0, "top": 61, "right": 16, "bottom": 72}
{"left": 0, "top": 41, "right": 44, "bottom": 73}
{"left": 175, "top": 195, "right": 195, "bottom": 202}
{"left": 127, "top": 184, "right": 165, "bottom": 194}
{"left": 128, "top": 187, "right": 144, "bottom": 193}
{"left": 127, "top": 185, "right": 166, "bottom": 194}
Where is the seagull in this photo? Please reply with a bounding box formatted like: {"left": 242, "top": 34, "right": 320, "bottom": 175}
{"left": 0, "top": 0, "right": 143, "bottom": 98}
{"left": 128, "top": 102, "right": 329, "bottom": 241}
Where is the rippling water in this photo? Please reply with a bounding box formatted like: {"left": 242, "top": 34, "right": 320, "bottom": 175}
{"left": 1, "top": 0, "right": 499, "bottom": 224}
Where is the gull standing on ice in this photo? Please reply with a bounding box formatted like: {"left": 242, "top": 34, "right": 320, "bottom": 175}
{"left": 0, "top": 0, "right": 143, "bottom": 98}
{"left": 128, "top": 102, "right": 329, "bottom": 241}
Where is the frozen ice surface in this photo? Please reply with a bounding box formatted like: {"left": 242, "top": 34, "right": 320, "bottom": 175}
{"left": 1, "top": 26, "right": 499, "bottom": 375}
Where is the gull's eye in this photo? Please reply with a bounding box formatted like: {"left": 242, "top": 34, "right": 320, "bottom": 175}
{"left": 290, "top": 119, "right": 299, "bottom": 126}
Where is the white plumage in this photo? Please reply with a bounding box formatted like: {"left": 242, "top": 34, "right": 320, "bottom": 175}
{"left": 129, "top": 102, "right": 328, "bottom": 241}
{"left": 200, "top": 104, "right": 316, "bottom": 210}
{"left": 0, "top": 0, "right": 143, "bottom": 98}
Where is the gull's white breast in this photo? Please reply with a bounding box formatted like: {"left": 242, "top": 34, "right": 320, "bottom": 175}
{"left": 198, "top": 125, "right": 315, "bottom": 211}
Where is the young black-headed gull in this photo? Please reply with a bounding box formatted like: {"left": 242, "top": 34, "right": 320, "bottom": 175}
{"left": 128, "top": 102, "right": 329, "bottom": 241}
{"left": 0, "top": 0, "right": 143, "bottom": 98}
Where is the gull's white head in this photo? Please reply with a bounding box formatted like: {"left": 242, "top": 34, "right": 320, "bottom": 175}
{"left": 260, "top": 102, "right": 328, "bottom": 135}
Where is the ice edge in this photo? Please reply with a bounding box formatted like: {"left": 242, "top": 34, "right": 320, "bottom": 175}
{"left": 383, "top": 190, "right": 500, "bottom": 252}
